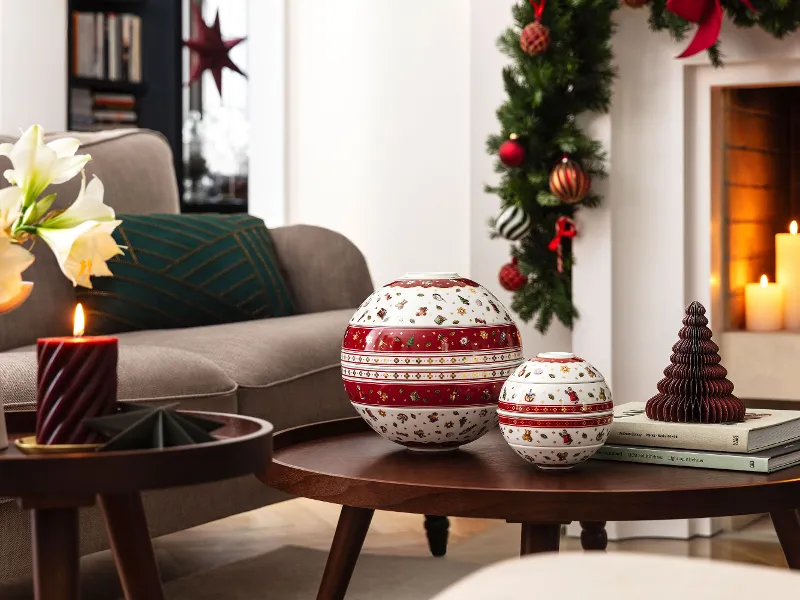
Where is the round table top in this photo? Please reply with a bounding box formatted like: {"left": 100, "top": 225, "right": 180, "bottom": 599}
{"left": 1, "top": 411, "right": 273, "bottom": 500}
{"left": 262, "top": 418, "right": 800, "bottom": 522}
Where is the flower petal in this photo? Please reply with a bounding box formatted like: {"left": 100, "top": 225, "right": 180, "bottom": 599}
{"left": 50, "top": 154, "right": 91, "bottom": 185}
{"left": 0, "top": 186, "right": 24, "bottom": 231}
{"left": 40, "top": 174, "right": 114, "bottom": 228}
{"left": 0, "top": 235, "right": 34, "bottom": 304}
{"left": 47, "top": 137, "right": 81, "bottom": 158}
{"left": 37, "top": 220, "right": 122, "bottom": 287}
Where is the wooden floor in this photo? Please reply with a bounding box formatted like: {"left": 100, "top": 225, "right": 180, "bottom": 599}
{"left": 143, "top": 498, "right": 789, "bottom": 575}
{"left": 0, "top": 498, "right": 790, "bottom": 599}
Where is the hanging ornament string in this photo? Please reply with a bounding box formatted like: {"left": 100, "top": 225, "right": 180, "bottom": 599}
{"left": 548, "top": 216, "right": 577, "bottom": 273}
{"left": 529, "top": 0, "right": 546, "bottom": 21}
{"left": 666, "top": 0, "right": 756, "bottom": 59}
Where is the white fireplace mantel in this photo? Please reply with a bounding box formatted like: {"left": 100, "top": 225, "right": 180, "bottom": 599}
{"left": 570, "top": 11, "right": 800, "bottom": 540}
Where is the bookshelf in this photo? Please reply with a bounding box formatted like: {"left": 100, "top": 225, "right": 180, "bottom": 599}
{"left": 66, "top": 0, "right": 183, "bottom": 194}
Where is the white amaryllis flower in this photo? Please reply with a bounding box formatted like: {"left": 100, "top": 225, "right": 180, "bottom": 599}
{"left": 36, "top": 220, "right": 123, "bottom": 288}
{"left": 0, "top": 233, "right": 34, "bottom": 305}
{"left": 0, "top": 125, "right": 90, "bottom": 205}
{"left": 0, "top": 186, "right": 23, "bottom": 232}
{"left": 39, "top": 173, "right": 113, "bottom": 229}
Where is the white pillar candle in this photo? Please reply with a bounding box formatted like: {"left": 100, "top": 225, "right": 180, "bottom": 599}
{"left": 745, "top": 275, "right": 784, "bottom": 332}
{"left": 776, "top": 221, "right": 800, "bottom": 330}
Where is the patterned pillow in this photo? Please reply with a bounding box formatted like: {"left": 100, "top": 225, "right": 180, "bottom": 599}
{"left": 77, "top": 214, "right": 296, "bottom": 334}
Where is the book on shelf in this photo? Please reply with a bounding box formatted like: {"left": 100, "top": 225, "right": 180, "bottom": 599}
{"left": 72, "top": 11, "right": 142, "bottom": 83}
{"left": 607, "top": 402, "right": 800, "bottom": 453}
{"left": 70, "top": 89, "right": 138, "bottom": 131}
{"left": 593, "top": 440, "right": 800, "bottom": 473}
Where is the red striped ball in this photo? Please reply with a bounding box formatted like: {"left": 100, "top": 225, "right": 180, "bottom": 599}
{"left": 549, "top": 158, "right": 591, "bottom": 204}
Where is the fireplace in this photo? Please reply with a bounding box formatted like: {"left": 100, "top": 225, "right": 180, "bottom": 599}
{"left": 715, "top": 86, "right": 800, "bottom": 331}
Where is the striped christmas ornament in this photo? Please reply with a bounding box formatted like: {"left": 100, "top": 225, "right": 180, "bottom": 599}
{"left": 496, "top": 205, "right": 531, "bottom": 241}
{"left": 549, "top": 156, "right": 591, "bottom": 204}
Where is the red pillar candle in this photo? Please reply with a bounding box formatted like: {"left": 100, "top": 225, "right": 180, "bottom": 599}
{"left": 36, "top": 304, "right": 119, "bottom": 445}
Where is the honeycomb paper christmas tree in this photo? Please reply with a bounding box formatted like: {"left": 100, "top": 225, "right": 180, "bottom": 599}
{"left": 645, "top": 301, "right": 746, "bottom": 424}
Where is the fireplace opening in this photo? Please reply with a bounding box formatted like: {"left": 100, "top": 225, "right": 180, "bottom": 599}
{"left": 716, "top": 86, "right": 800, "bottom": 331}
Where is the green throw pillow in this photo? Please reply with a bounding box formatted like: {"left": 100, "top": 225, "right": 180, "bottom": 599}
{"left": 77, "top": 214, "right": 296, "bottom": 334}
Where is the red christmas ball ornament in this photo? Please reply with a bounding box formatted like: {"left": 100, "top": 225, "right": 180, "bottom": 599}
{"left": 520, "top": 21, "right": 550, "bottom": 56}
{"left": 549, "top": 156, "right": 591, "bottom": 204}
{"left": 499, "top": 258, "right": 526, "bottom": 292}
{"left": 499, "top": 134, "right": 525, "bottom": 168}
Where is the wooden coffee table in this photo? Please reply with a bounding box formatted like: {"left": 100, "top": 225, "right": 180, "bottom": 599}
{"left": 262, "top": 417, "right": 800, "bottom": 600}
{"left": 1, "top": 411, "right": 273, "bottom": 600}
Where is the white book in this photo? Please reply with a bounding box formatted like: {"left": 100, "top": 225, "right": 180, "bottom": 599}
{"left": 94, "top": 13, "right": 105, "bottom": 79}
{"left": 107, "top": 14, "right": 119, "bottom": 81}
{"left": 130, "top": 16, "right": 142, "bottom": 83}
{"left": 607, "top": 402, "right": 800, "bottom": 453}
{"left": 594, "top": 441, "right": 800, "bottom": 473}
{"left": 75, "top": 13, "right": 96, "bottom": 77}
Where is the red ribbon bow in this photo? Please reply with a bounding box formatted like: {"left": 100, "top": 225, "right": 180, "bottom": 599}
{"left": 667, "top": 0, "right": 756, "bottom": 59}
{"left": 529, "top": 0, "right": 546, "bottom": 21}
{"left": 548, "top": 216, "right": 577, "bottom": 273}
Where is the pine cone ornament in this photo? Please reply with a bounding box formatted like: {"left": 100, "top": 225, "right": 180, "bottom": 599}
{"left": 550, "top": 156, "right": 591, "bottom": 204}
{"left": 645, "top": 302, "right": 746, "bottom": 424}
{"left": 499, "top": 258, "right": 526, "bottom": 292}
{"left": 496, "top": 205, "right": 531, "bottom": 241}
{"left": 520, "top": 21, "right": 550, "bottom": 56}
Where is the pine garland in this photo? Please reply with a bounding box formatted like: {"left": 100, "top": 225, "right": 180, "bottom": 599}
{"left": 487, "top": 0, "right": 616, "bottom": 334}
{"left": 647, "top": 0, "right": 800, "bottom": 67}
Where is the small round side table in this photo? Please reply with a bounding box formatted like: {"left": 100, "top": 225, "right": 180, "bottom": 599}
{"left": 0, "top": 411, "right": 273, "bottom": 600}
{"left": 262, "top": 418, "right": 800, "bottom": 600}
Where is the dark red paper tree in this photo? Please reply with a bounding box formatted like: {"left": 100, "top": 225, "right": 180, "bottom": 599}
{"left": 645, "top": 301, "right": 745, "bottom": 424}
{"left": 184, "top": 4, "right": 247, "bottom": 96}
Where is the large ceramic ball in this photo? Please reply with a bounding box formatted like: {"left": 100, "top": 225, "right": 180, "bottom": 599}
{"left": 342, "top": 272, "right": 523, "bottom": 451}
{"left": 499, "top": 352, "right": 613, "bottom": 469}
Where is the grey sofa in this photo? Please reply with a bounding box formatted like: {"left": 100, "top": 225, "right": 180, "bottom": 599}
{"left": 0, "top": 129, "right": 373, "bottom": 580}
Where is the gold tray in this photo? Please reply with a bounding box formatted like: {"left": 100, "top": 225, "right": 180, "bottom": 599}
{"left": 15, "top": 436, "right": 102, "bottom": 455}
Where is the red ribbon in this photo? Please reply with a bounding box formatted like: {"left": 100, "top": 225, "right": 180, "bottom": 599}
{"left": 548, "top": 216, "right": 577, "bottom": 273}
{"left": 667, "top": 0, "right": 756, "bottom": 59}
{"left": 529, "top": 0, "right": 545, "bottom": 21}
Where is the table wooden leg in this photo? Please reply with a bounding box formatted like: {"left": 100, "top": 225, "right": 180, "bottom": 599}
{"left": 317, "top": 506, "right": 374, "bottom": 600}
{"left": 424, "top": 515, "right": 449, "bottom": 557}
{"left": 771, "top": 509, "right": 800, "bottom": 570}
{"left": 520, "top": 523, "right": 561, "bottom": 556}
{"left": 31, "top": 507, "right": 80, "bottom": 600}
{"left": 98, "top": 493, "right": 165, "bottom": 600}
{"left": 580, "top": 521, "right": 608, "bottom": 551}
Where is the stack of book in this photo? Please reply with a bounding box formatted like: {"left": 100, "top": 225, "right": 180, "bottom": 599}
{"left": 72, "top": 11, "right": 142, "bottom": 82}
{"left": 70, "top": 89, "right": 137, "bottom": 132}
{"left": 594, "top": 402, "right": 800, "bottom": 473}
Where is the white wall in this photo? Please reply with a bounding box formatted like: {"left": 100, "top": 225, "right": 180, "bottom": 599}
{"left": 0, "top": 0, "right": 66, "bottom": 133}
{"left": 285, "top": 0, "right": 471, "bottom": 288}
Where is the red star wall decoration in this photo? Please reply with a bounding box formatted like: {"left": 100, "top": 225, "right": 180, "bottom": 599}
{"left": 184, "top": 4, "right": 247, "bottom": 96}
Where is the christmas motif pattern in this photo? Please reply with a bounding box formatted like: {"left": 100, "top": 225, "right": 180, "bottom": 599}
{"left": 342, "top": 272, "right": 523, "bottom": 451}
{"left": 356, "top": 405, "right": 498, "bottom": 450}
{"left": 499, "top": 352, "right": 613, "bottom": 469}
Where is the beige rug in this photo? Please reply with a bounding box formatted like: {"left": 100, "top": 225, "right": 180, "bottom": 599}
{"left": 163, "top": 546, "right": 477, "bottom": 600}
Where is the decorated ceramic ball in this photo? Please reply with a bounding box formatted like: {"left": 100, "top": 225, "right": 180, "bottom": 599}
{"left": 499, "top": 352, "right": 613, "bottom": 469}
{"left": 342, "top": 272, "right": 523, "bottom": 451}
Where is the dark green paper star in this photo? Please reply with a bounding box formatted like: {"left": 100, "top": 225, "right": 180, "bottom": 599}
{"left": 84, "top": 403, "right": 224, "bottom": 451}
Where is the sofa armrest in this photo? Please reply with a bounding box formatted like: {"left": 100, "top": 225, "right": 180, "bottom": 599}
{"left": 270, "top": 225, "right": 373, "bottom": 314}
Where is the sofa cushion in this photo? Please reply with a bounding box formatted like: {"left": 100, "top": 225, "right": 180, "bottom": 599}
{"left": 115, "top": 309, "right": 357, "bottom": 430}
{"left": 0, "top": 345, "right": 237, "bottom": 413}
{"left": 78, "top": 214, "right": 296, "bottom": 335}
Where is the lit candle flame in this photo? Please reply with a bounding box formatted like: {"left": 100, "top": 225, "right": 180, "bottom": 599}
{"left": 791, "top": 221, "right": 798, "bottom": 235}
{"left": 73, "top": 303, "right": 85, "bottom": 337}
{"left": 760, "top": 274, "right": 769, "bottom": 287}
